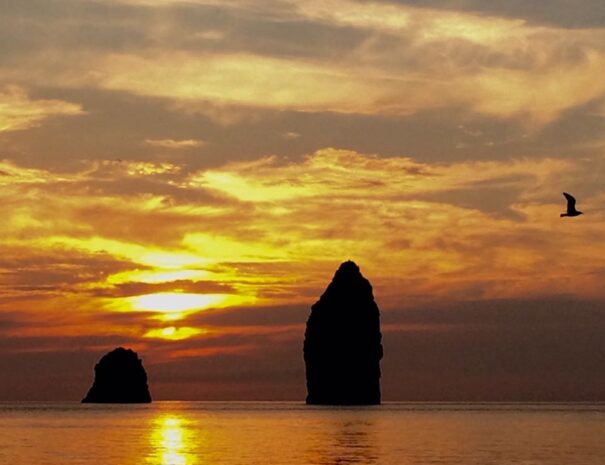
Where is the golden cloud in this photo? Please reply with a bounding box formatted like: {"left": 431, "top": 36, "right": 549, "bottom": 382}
{"left": 2, "top": 1, "right": 605, "bottom": 126}
{"left": 145, "top": 138, "right": 206, "bottom": 149}
{"left": 2, "top": 149, "right": 605, "bottom": 346}
{"left": 94, "top": 36, "right": 605, "bottom": 124}
{"left": 0, "top": 86, "right": 83, "bottom": 132}
{"left": 97, "top": 52, "right": 386, "bottom": 113}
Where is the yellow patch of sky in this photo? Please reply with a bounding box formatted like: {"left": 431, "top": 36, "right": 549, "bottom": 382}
{"left": 294, "top": 0, "right": 412, "bottom": 32}
{"left": 46, "top": 236, "right": 209, "bottom": 269}
{"left": 0, "top": 160, "right": 68, "bottom": 186}
{"left": 19, "top": 233, "right": 259, "bottom": 330}
{"left": 99, "top": 52, "right": 384, "bottom": 113}
{"left": 0, "top": 86, "right": 83, "bottom": 133}
{"left": 106, "top": 269, "right": 212, "bottom": 285}
{"left": 101, "top": 290, "right": 255, "bottom": 325}
{"left": 129, "top": 292, "right": 228, "bottom": 313}
{"left": 198, "top": 171, "right": 313, "bottom": 202}
{"left": 420, "top": 14, "right": 526, "bottom": 44}
{"left": 144, "top": 138, "right": 205, "bottom": 150}
{"left": 193, "top": 149, "right": 570, "bottom": 201}
{"left": 3, "top": 149, "right": 605, "bottom": 340}
{"left": 467, "top": 52, "right": 605, "bottom": 124}
{"left": 124, "top": 161, "right": 182, "bottom": 176}
{"left": 182, "top": 233, "right": 289, "bottom": 262}
{"left": 144, "top": 326, "right": 207, "bottom": 341}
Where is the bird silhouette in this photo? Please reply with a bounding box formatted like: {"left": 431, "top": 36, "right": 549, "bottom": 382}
{"left": 561, "top": 192, "right": 583, "bottom": 217}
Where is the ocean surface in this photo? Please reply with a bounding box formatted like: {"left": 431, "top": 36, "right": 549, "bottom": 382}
{"left": 1, "top": 402, "right": 605, "bottom": 465}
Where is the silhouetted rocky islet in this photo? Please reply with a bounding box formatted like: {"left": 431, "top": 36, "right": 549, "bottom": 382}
{"left": 82, "top": 347, "right": 152, "bottom": 403}
{"left": 304, "top": 261, "right": 383, "bottom": 405}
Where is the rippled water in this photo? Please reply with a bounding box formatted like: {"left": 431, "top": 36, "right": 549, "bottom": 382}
{"left": 1, "top": 402, "right": 605, "bottom": 464}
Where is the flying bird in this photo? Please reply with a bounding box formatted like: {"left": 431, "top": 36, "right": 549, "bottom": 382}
{"left": 561, "top": 192, "right": 583, "bottom": 217}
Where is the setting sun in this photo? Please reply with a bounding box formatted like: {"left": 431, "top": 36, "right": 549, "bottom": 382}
{"left": 129, "top": 293, "right": 229, "bottom": 313}
{"left": 144, "top": 326, "right": 206, "bottom": 341}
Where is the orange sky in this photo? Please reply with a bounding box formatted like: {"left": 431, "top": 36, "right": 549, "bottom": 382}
{"left": 2, "top": 0, "right": 605, "bottom": 401}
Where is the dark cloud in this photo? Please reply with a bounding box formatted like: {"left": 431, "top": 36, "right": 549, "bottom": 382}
{"left": 90, "top": 279, "right": 236, "bottom": 298}
{"left": 2, "top": 298, "right": 605, "bottom": 401}
{"left": 381, "top": 298, "right": 605, "bottom": 400}
{"left": 413, "top": 179, "right": 529, "bottom": 220}
{"left": 2, "top": 88, "right": 215, "bottom": 170}
{"left": 0, "top": 252, "right": 135, "bottom": 297}
{"left": 0, "top": 313, "right": 24, "bottom": 332}
{"left": 374, "top": 0, "right": 605, "bottom": 28}
{"left": 146, "top": 329, "right": 305, "bottom": 400}
{"left": 3, "top": 63, "right": 604, "bottom": 173}
{"left": 166, "top": 3, "right": 369, "bottom": 60}
{"left": 0, "top": 350, "right": 97, "bottom": 400}
{"left": 188, "top": 304, "right": 308, "bottom": 327}
{"left": 0, "top": 0, "right": 367, "bottom": 62}
{"left": 0, "top": 334, "right": 134, "bottom": 352}
{"left": 0, "top": 0, "right": 153, "bottom": 57}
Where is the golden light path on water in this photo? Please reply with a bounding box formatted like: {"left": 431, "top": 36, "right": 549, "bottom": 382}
{"left": 149, "top": 416, "right": 198, "bottom": 465}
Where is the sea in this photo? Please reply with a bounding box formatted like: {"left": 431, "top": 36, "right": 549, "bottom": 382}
{"left": 1, "top": 402, "right": 605, "bottom": 464}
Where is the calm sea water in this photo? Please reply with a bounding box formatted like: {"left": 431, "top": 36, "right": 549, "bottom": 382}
{"left": 1, "top": 402, "right": 605, "bottom": 464}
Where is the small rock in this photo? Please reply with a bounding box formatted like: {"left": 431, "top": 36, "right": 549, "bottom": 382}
{"left": 82, "top": 347, "right": 152, "bottom": 403}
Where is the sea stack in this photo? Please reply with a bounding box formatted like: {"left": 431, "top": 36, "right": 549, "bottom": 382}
{"left": 82, "top": 347, "right": 152, "bottom": 403}
{"left": 304, "top": 261, "right": 383, "bottom": 405}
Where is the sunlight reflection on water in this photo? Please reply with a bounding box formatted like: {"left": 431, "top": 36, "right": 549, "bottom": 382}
{"left": 2, "top": 402, "right": 605, "bottom": 465}
{"left": 149, "top": 415, "right": 198, "bottom": 465}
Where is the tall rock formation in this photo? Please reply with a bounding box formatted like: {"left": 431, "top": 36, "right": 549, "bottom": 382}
{"left": 304, "top": 261, "right": 383, "bottom": 405}
{"left": 82, "top": 347, "right": 152, "bottom": 403}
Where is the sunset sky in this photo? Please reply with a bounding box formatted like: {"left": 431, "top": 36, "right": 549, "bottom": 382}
{"left": 2, "top": 0, "right": 605, "bottom": 401}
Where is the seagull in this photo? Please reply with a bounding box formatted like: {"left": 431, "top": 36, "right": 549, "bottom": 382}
{"left": 560, "top": 192, "right": 583, "bottom": 217}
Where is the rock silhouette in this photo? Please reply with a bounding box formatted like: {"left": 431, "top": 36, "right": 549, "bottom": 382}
{"left": 82, "top": 347, "right": 152, "bottom": 403}
{"left": 304, "top": 261, "right": 383, "bottom": 405}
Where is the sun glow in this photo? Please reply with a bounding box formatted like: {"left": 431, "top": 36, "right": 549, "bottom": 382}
{"left": 130, "top": 293, "right": 228, "bottom": 313}
{"left": 106, "top": 269, "right": 212, "bottom": 285}
{"left": 144, "top": 326, "right": 206, "bottom": 341}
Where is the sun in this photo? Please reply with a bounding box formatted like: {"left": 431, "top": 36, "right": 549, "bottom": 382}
{"left": 129, "top": 292, "right": 228, "bottom": 313}
{"left": 144, "top": 326, "right": 206, "bottom": 341}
